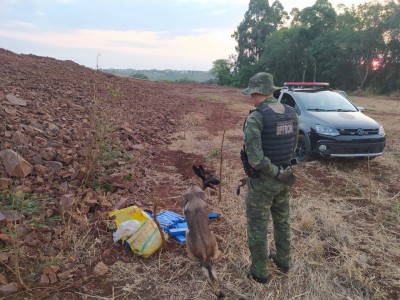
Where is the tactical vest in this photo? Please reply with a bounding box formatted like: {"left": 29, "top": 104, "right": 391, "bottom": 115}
{"left": 252, "top": 103, "right": 298, "bottom": 166}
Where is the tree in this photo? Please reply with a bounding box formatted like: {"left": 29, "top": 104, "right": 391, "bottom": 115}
{"left": 130, "top": 73, "right": 149, "bottom": 80}
{"left": 292, "top": 0, "right": 336, "bottom": 36}
{"left": 211, "top": 59, "right": 238, "bottom": 87}
{"left": 290, "top": 0, "right": 337, "bottom": 80}
{"left": 334, "top": 1, "right": 400, "bottom": 91}
{"left": 232, "top": 0, "right": 286, "bottom": 85}
{"left": 260, "top": 26, "right": 311, "bottom": 84}
{"left": 235, "top": 0, "right": 400, "bottom": 93}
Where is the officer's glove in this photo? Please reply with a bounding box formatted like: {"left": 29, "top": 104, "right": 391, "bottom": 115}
{"left": 276, "top": 166, "right": 296, "bottom": 186}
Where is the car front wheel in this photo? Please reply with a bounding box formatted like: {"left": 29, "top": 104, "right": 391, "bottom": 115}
{"left": 296, "top": 134, "right": 312, "bottom": 162}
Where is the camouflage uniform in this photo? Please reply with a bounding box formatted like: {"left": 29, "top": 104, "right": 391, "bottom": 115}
{"left": 242, "top": 73, "right": 298, "bottom": 280}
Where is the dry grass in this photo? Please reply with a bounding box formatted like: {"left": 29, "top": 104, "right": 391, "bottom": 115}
{"left": 100, "top": 95, "right": 399, "bottom": 300}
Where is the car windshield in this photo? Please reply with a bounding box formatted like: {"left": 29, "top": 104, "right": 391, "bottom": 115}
{"left": 296, "top": 91, "right": 357, "bottom": 112}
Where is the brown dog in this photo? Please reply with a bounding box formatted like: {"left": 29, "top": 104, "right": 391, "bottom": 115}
{"left": 183, "top": 165, "right": 224, "bottom": 298}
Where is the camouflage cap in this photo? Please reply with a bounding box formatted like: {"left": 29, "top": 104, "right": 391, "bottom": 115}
{"left": 241, "top": 72, "right": 281, "bottom": 95}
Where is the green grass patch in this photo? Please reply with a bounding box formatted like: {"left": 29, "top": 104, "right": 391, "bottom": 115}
{"left": 205, "top": 148, "right": 221, "bottom": 163}
{"left": 0, "top": 192, "right": 48, "bottom": 215}
{"left": 196, "top": 93, "right": 225, "bottom": 103}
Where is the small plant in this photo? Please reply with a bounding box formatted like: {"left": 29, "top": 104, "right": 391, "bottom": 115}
{"left": 2, "top": 192, "right": 46, "bottom": 215}
{"left": 196, "top": 93, "right": 224, "bottom": 103}
{"left": 97, "top": 143, "right": 118, "bottom": 161}
{"left": 207, "top": 148, "right": 220, "bottom": 159}
{"left": 107, "top": 84, "right": 121, "bottom": 98}
{"left": 102, "top": 182, "right": 113, "bottom": 192}
{"left": 83, "top": 55, "right": 118, "bottom": 186}
{"left": 48, "top": 215, "right": 63, "bottom": 222}
{"left": 40, "top": 261, "right": 60, "bottom": 270}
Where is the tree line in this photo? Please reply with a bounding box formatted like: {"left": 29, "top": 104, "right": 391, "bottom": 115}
{"left": 211, "top": 0, "right": 400, "bottom": 94}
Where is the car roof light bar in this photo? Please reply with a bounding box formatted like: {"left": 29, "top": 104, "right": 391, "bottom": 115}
{"left": 283, "top": 82, "right": 330, "bottom": 87}
{"left": 283, "top": 82, "right": 330, "bottom": 91}
{"left": 283, "top": 82, "right": 329, "bottom": 87}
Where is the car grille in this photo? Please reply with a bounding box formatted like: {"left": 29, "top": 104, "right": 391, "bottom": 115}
{"left": 339, "top": 128, "right": 379, "bottom": 135}
{"left": 315, "top": 142, "right": 385, "bottom": 156}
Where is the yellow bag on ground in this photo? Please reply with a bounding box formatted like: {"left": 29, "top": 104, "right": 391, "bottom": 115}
{"left": 126, "top": 219, "right": 162, "bottom": 258}
{"left": 109, "top": 206, "right": 167, "bottom": 258}
{"left": 109, "top": 206, "right": 151, "bottom": 227}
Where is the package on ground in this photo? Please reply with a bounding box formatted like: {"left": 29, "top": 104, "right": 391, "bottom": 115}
{"left": 109, "top": 206, "right": 168, "bottom": 258}
{"left": 149, "top": 210, "right": 219, "bottom": 244}
{"left": 112, "top": 219, "right": 140, "bottom": 242}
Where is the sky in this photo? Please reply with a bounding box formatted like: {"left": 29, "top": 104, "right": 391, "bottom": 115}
{"left": 0, "top": 0, "right": 376, "bottom": 71}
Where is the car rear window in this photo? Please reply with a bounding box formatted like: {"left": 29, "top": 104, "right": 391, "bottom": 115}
{"left": 296, "top": 91, "right": 357, "bottom": 112}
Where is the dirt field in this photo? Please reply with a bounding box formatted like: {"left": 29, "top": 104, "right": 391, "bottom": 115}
{"left": 0, "top": 49, "right": 399, "bottom": 299}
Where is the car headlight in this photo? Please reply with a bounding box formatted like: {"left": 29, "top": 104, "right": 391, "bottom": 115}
{"left": 379, "top": 125, "right": 385, "bottom": 136}
{"left": 314, "top": 125, "right": 340, "bottom": 136}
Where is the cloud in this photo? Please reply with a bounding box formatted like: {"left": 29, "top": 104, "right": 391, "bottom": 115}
{"left": 0, "top": 27, "right": 236, "bottom": 69}
{"left": 174, "top": 0, "right": 247, "bottom": 5}
{"left": 0, "top": 21, "right": 38, "bottom": 30}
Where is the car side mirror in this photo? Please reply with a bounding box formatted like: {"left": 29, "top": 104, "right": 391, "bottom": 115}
{"left": 357, "top": 106, "right": 365, "bottom": 111}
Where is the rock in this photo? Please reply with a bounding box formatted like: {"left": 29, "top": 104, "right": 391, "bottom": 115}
{"left": 39, "top": 274, "right": 49, "bottom": 286}
{"left": 6, "top": 93, "right": 26, "bottom": 106}
{"left": 48, "top": 273, "right": 58, "bottom": 284}
{"left": 1, "top": 149, "right": 33, "bottom": 177}
{"left": 58, "top": 194, "right": 75, "bottom": 215}
{"left": 0, "top": 210, "right": 25, "bottom": 223}
{"left": 0, "top": 274, "right": 7, "bottom": 285}
{"left": 47, "top": 123, "right": 60, "bottom": 135}
{"left": 0, "top": 178, "right": 11, "bottom": 191}
{"left": 1, "top": 105, "right": 17, "bottom": 116}
{"left": 42, "top": 265, "right": 60, "bottom": 275}
{"left": 0, "top": 234, "right": 10, "bottom": 242}
{"left": 24, "top": 231, "right": 39, "bottom": 247}
{"left": 108, "top": 172, "right": 125, "bottom": 184}
{"left": 56, "top": 153, "right": 74, "bottom": 164}
{"left": 0, "top": 211, "right": 7, "bottom": 222}
{"left": 40, "top": 148, "right": 57, "bottom": 161}
{"left": 0, "top": 282, "right": 18, "bottom": 296}
{"left": 94, "top": 261, "right": 108, "bottom": 276}
{"left": 45, "top": 161, "right": 63, "bottom": 170}
{"left": 115, "top": 197, "right": 128, "bottom": 210}
{"left": 82, "top": 189, "right": 99, "bottom": 207}
{"left": 0, "top": 252, "right": 10, "bottom": 263}
{"left": 11, "top": 131, "right": 27, "bottom": 145}
{"left": 73, "top": 168, "right": 86, "bottom": 182}
{"left": 98, "top": 195, "right": 112, "bottom": 208}
{"left": 57, "top": 267, "right": 77, "bottom": 281}
{"left": 102, "top": 248, "right": 115, "bottom": 265}
{"left": 131, "top": 143, "right": 144, "bottom": 151}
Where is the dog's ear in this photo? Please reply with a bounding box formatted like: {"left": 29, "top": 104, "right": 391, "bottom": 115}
{"left": 193, "top": 165, "right": 206, "bottom": 179}
{"left": 192, "top": 165, "right": 203, "bottom": 179}
{"left": 198, "top": 165, "right": 205, "bottom": 177}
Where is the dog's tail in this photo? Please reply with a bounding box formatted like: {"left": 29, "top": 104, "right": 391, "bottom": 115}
{"left": 236, "top": 177, "right": 248, "bottom": 196}
{"left": 202, "top": 259, "right": 224, "bottom": 299}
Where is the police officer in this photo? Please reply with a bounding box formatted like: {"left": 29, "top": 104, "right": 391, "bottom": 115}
{"left": 241, "top": 72, "right": 298, "bottom": 283}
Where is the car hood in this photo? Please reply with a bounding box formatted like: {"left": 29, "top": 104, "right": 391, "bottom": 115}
{"left": 306, "top": 111, "right": 381, "bottom": 129}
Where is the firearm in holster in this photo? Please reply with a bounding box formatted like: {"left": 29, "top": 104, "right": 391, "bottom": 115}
{"left": 240, "top": 147, "right": 260, "bottom": 178}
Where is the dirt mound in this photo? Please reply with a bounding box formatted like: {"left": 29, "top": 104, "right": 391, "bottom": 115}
{"left": 0, "top": 48, "right": 244, "bottom": 298}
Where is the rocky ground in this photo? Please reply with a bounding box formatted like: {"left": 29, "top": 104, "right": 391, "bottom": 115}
{"left": 0, "top": 48, "right": 244, "bottom": 298}
{"left": 1, "top": 48, "right": 399, "bottom": 300}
